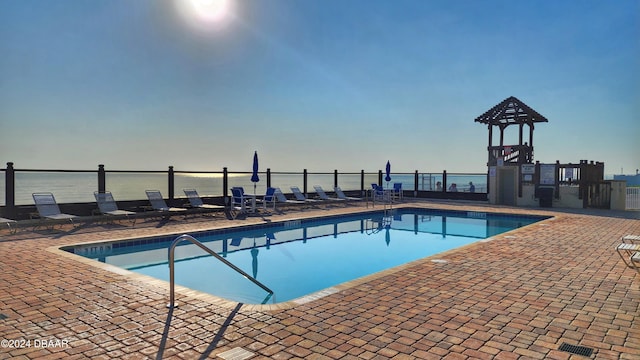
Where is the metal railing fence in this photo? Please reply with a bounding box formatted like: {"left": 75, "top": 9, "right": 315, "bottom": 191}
{"left": 1, "top": 162, "right": 486, "bottom": 207}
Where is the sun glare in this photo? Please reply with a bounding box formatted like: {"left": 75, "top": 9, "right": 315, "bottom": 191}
{"left": 190, "top": 0, "right": 229, "bottom": 22}
{"left": 176, "top": 0, "right": 234, "bottom": 31}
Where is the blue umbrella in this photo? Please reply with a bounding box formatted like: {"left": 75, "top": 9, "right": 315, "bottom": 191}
{"left": 385, "top": 160, "right": 391, "bottom": 187}
{"left": 251, "top": 151, "right": 259, "bottom": 195}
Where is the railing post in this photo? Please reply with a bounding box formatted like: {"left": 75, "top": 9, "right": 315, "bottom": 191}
{"left": 303, "top": 169, "right": 308, "bottom": 195}
{"left": 267, "top": 168, "right": 271, "bottom": 188}
{"left": 414, "top": 170, "right": 418, "bottom": 197}
{"left": 442, "top": 170, "right": 447, "bottom": 192}
{"left": 378, "top": 170, "right": 382, "bottom": 186}
{"left": 555, "top": 160, "right": 560, "bottom": 199}
{"left": 334, "top": 169, "right": 338, "bottom": 189}
{"left": 168, "top": 166, "right": 175, "bottom": 200}
{"left": 5, "top": 162, "right": 15, "bottom": 215}
{"left": 223, "top": 167, "right": 228, "bottom": 205}
{"left": 98, "top": 164, "right": 106, "bottom": 194}
{"left": 360, "top": 170, "right": 365, "bottom": 196}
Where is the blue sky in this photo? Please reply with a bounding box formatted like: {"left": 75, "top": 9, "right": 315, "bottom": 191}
{"left": 1, "top": 0, "right": 638, "bottom": 174}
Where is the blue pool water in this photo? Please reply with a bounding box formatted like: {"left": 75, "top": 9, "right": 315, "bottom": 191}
{"left": 64, "top": 209, "right": 546, "bottom": 304}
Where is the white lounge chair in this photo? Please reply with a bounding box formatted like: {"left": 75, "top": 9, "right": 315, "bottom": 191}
{"left": 1, "top": 217, "right": 17, "bottom": 234}
{"left": 313, "top": 185, "right": 345, "bottom": 202}
{"left": 32, "top": 192, "right": 78, "bottom": 227}
{"left": 94, "top": 191, "right": 137, "bottom": 225}
{"left": 183, "top": 189, "right": 224, "bottom": 214}
{"left": 145, "top": 190, "right": 188, "bottom": 217}
{"left": 274, "top": 188, "right": 305, "bottom": 205}
{"left": 617, "top": 235, "right": 640, "bottom": 274}
{"left": 290, "top": 186, "right": 321, "bottom": 203}
{"left": 334, "top": 186, "right": 362, "bottom": 201}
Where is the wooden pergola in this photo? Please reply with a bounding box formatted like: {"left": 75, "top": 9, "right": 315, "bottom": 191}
{"left": 475, "top": 96, "right": 548, "bottom": 166}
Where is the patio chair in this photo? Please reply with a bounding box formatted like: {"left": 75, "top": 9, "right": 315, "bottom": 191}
{"left": 257, "top": 187, "right": 277, "bottom": 211}
{"left": 313, "top": 185, "right": 345, "bottom": 202}
{"left": 392, "top": 183, "right": 403, "bottom": 201}
{"left": 145, "top": 190, "right": 188, "bottom": 217}
{"left": 32, "top": 192, "right": 78, "bottom": 227}
{"left": 274, "top": 188, "right": 305, "bottom": 205}
{"left": 94, "top": 191, "right": 137, "bottom": 225}
{"left": 230, "top": 187, "right": 250, "bottom": 218}
{"left": 372, "top": 184, "right": 391, "bottom": 204}
{"left": 617, "top": 235, "right": 640, "bottom": 274}
{"left": 290, "top": 186, "right": 321, "bottom": 204}
{"left": 0, "top": 217, "right": 17, "bottom": 234}
{"left": 183, "top": 189, "right": 224, "bottom": 215}
{"left": 334, "top": 186, "right": 362, "bottom": 202}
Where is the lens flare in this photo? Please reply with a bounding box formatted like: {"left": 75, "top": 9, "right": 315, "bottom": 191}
{"left": 190, "top": 0, "right": 229, "bottom": 22}
{"left": 175, "top": 0, "right": 234, "bottom": 32}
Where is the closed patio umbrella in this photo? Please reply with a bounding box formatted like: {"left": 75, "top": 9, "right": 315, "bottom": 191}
{"left": 385, "top": 160, "right": 391, "bottom": 188}
{"left": 251, "top": 151, "right": 259, "bottom": 195}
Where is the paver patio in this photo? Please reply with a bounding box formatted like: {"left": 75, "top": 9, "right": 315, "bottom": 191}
{"left": 0, "top": 201, "right": 638, "bottom": 359}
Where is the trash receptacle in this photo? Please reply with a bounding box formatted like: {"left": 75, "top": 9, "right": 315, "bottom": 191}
{"left": 538, "top": 187, "right": 554, "bottom": 207}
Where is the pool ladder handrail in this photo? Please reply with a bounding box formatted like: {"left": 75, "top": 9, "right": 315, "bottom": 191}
{"left": 167, "top": 234, "right": 273, "bottom": 308}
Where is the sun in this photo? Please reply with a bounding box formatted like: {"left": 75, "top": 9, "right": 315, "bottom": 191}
{"left": 189, "top": 0, "right": 230, "bottom": 22}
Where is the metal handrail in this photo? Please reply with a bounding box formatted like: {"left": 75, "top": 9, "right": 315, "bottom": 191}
{"left": 167, "top": 234, "right": 273, "bottom": 308}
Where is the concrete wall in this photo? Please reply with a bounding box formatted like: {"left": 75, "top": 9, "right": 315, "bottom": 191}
{"left": 517, "top": 185, "right": 583, "bottom": 208}
{"left": 610, "top": 180, "right": 627, "bottom": 211}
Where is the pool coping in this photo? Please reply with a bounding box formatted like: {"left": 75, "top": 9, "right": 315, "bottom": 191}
{"left": 47, "top": 205, "right": 555, "bottom": 312}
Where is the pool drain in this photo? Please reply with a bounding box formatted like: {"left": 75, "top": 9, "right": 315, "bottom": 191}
{"left": 558, "top": 343, "right": 593, "bottom": 357}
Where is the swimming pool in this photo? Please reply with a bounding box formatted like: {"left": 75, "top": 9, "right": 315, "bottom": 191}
{"left": 63, "top": 208, "right": 547, "bottom": 304}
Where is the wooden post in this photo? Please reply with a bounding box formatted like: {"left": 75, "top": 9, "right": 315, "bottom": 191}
{"left": 414, "top": 170, "right": 418, "bottom": 197}
{"left": 334, "top": 169, "right": 338, "bottom": 189}
{"left": 529, "top": 124, "right": 534, "bottom": 148}
{"left": 98, "top": 164, "right": 106, "bottom": 194}
{"left": 360, "top": 170, "right": 365, "bottom": 196}
{"left": 488, "top": 125, "right": 493, "bottom": 167}
{"left": 378, "top": 170, "right": 382, "bottom": 186}
{"left": 519, "top": 123, "right": 523, "bottom": 147}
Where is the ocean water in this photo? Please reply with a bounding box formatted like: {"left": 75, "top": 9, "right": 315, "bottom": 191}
{"left": 0, "top": 171, "right": 487, "bottom": 206}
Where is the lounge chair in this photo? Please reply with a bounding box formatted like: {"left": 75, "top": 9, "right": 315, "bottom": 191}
{"left": 1, "top": 217, "right": 17, "bottom": 234}
{"left": 32, "top": 192, "right": 78, "bottom": 227}
{"left": 183, "top": 189, "right": 224, "bottom": 214}
{"left": 334, "top": 186, "right": 362, "bottom": 201}
{"left": 617, "top": 235, "right": 640, "bottom": 274}
{"left": 274, "top": 188, "right": 305, "bottom": 205}
{"left": 94, "top": 191, "right": 137, "bottom": 225}
{"left": 145, "top": 190, "right": 188, "bottom": 217}
{"left": 257, "top": 187, "right": 277, "bottom": 211}
{"left": 290, "top": 186, "right": 321, "bottom": 203}
{"left": 313, "top": 185, "right": 345, "bottom": 202}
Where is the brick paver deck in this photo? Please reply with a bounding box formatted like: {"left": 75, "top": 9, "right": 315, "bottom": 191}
{"left": 1, "top": 201, "right": 638, "bottom": 359}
